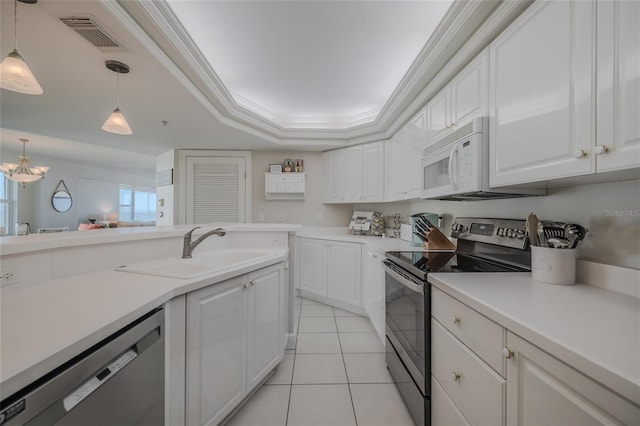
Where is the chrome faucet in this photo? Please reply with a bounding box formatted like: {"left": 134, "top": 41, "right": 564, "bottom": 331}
{"left": 182, "top": 227, "right": 226, "bottom": 259}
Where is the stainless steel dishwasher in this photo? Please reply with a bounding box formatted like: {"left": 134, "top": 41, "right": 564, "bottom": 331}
{"left": 0, "top": 308, "right": 164, "bottom": 426}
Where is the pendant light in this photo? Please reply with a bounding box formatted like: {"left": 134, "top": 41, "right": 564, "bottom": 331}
{"left": 102, "top": 60, "right": 132, "bottom": 135}
{"left": 0, "top": 138, "right": 49, "bottom": 188}
{"left": 0, "top": 0, "right": 43, "bottom": 95}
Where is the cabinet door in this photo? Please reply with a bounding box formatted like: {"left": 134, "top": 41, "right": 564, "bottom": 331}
{"left": 405, "top": 141, "right": 423, "bottom": 199}
{"left": 186, "top": 276, "right": 247, "bottom": 426}
{"left": 386, "top": 136, "right": 408, "bottom": 201}
{"left": 489, "top": 1, "right": 596, "bottom": 186}
{"left": 432, "top": 375, "right": 470, "bottom": 426}
{"left": 299, "top": 238, "right": 328, "bottom": 297}
{"left": 342, "top": 146, "right": 364, "bottom": 202}
{"left": 596, "top": 0, "right": 640, "bottom": 173}
{"left": 327, "top": 241, "right": 362, "bottom": 306}
{"left": 505, "top": 331, "right": 640, "bottom": 425}
{"left": 451, "top": 49, "right": 488, "bottom": 127}
{"left": 247, "top": 264, "right": 284, "bottom": 390}
{"left": 364, "top": 249, "right": 385, "bottom": 342}
{"left": 362, "top": 142, "right": 385, "bottom": 202}
{"left": 324, "top": 151, "right": 344, "bottom": 203}
{"left": 427, "top": 88, "right": 451, "bottom": 144}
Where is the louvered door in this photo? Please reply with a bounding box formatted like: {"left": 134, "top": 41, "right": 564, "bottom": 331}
{"left": 185, "top": 156, "right": 246, "bottom": 223}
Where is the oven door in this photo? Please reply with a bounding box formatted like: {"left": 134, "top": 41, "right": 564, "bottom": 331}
{"left": 383, "top": 261, "right": 428, "bottom": 394}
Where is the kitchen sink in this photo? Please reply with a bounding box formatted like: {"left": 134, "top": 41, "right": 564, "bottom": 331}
{"left": 116, "top": 249, "right": 274, "bottom": 279}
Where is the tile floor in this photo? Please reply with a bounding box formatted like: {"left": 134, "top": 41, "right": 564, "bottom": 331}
{"left": 224, "top": 296, "right": 415, "bottom": 426}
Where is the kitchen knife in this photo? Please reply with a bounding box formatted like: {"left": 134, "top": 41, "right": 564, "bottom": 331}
{"left": 413, "top": 231, "right": 428, "bottom": 242}
{"left": 419, "top": 215, "right": 436, "bottom": 229}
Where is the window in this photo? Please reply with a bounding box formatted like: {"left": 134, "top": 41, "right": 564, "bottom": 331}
{"left": 119, "top": 186, "right": 156, "bottom": 222}
{"left": 0, "top": 175, "right": 17, "bottom": 235}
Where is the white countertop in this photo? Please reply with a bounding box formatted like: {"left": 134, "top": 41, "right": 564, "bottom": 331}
{"left": 296, "top": 228, "right": 426, "bottom": 252}
{"left": 428, "top": 272, "right": 640, "bottom": 405}
{"left": 0, "top": 247, "right": 288, "bottom": 398}
{"left": 0, "top": 223, "right": 302, "bottom": 256}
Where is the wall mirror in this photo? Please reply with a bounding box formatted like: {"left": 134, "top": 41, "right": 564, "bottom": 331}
{"left": 52, "top": 180, "right": 72, "bottom": 213}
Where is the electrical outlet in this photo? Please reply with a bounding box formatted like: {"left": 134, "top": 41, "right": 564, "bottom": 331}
{"left": 316, "top": 212, "right": 324, "bottom": 222}
{"left": 258, "top": 212, "right": 265, "bottom": 222}
{"left": 0, "top": 272, "right": 17, "bottom": 286}
{"left": 278, "top": 213, "right": 284, "bottom": 222}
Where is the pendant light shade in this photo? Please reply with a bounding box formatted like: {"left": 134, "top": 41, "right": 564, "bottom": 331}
{"left": 0, "top": 139, "right": 49, "bottom": 188}
{"left": 102, "top": 107, "right": 132, "bottom": 135}
{"left": 0, "top": 0, "right": 43, "bottom": 95}
{"left": 102, "top": 60, "right": 132, "bottom": 135}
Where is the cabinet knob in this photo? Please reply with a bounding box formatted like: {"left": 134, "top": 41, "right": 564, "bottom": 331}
{"left": 573, "top": 149, "right": 587, "bottom": 159}
{"left": 243, "top": 282, "right": 251, "bottom": 289}
{"left": 503, "top": 347, "right": 514, "bottom": 359}
{"left": 595, "top": 145, "right": 609, "bottom": 155}
{"left": 284, "top": 265, "right": 289, "bottom": 271}
{"left": 452, "top": 315, "right": 461, "bottom": 324}
{"left": 451, "top": 371, "right": 461, "bottom": 381}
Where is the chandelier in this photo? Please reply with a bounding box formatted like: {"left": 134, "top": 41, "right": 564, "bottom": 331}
{"left": 0, "top": 138, "right": 49, "bottom": 188}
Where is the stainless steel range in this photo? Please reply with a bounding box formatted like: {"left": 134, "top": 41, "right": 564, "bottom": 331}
{"left": 383, "top": 217, "right": 531, "bottom": 426}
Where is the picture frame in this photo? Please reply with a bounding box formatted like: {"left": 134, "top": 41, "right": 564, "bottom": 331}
{"left": 269, "top": 164, "right": 282, "bottom": 173}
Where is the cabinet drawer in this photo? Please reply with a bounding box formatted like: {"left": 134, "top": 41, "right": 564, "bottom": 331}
{"left": 432, "top": 287, "right": 504, "bottom": 374}
{"left": 432, "top": 375, "right": 470, "bottom": 426}
{"left": 432, "top": 319, "right": 505, "bottom": 426}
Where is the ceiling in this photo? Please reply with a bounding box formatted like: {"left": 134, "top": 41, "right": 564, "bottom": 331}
{"left": 0, "top": 0, "right": 500, "bottom": 176}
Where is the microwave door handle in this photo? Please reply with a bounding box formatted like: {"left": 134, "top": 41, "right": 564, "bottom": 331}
{"left": 448, "top": 143, "right": 459, "bottom": 191}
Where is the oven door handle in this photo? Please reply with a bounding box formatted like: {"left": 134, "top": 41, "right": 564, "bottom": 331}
{"left": 383, "top": 263, "right": 424, "bottom": 294}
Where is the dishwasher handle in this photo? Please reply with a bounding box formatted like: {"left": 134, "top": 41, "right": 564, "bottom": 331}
{"left": 63, "top": 326, "right": 160, "bottom": 412}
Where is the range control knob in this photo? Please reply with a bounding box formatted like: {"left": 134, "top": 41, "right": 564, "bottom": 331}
{"left": 506, "top": 229, "right": 514, "bottom": 238}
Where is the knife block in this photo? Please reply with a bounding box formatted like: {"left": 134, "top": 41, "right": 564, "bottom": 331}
{"left": 422, "top": 227, "right": 456, "bottom": 251}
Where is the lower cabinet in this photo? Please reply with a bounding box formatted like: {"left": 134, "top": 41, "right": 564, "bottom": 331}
{"left": 298, "top": 237, "right": 362, "bottom": 310}
{"left": 185, "top": 263, "right": 285, "bottom": 425}
{"left": 505, "top": 331, "right": 639, "bottom": 426}
{"left": 431, "top": 287, "right": 640, "bottom": 426}
{"left": 364, "top": 248, "right": 385, "bottom": 342}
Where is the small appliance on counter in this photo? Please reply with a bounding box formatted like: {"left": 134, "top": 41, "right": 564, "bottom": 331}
{"left": 349, "top": 211, "right": 383, "bottom": 236}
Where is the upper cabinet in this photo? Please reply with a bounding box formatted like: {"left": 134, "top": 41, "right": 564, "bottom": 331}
{"left": 386, "top": 110, "right": 425, "bottom": 201}
{"left": 489, "top": 0, "right": 639, "bottom": 187}
{"left": 596, "top": 0, "right": 640, "bottom": 173}
{"left": 323, "top": 141, "right": 385, "bottom": 203}
{"left": 427, "top": 49, "right": 489, "bottom": 146}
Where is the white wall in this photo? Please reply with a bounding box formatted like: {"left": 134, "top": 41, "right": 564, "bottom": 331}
{"left": 2, "top": 148, "right": 155, "bottom": 232}
{"left": 360, "top": 178, "right": 640, "bottom": 269}
{"left": 251, "top": 151, "right": 353, "bottom": 226}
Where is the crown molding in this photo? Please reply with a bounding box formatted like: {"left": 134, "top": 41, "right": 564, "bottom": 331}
{"left": 107, "top": 0, "right": 531, "bottom": 147}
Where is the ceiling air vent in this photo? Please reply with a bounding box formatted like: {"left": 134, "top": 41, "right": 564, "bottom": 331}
{"left": 59, "top": 16, "right": 126, "bottom": 52}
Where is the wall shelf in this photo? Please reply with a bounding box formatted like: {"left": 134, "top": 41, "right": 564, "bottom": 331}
{"left": 265, "top": 172, "right": 305, "bottom": 201}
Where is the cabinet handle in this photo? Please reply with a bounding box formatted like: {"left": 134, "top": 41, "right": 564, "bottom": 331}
{"left": 595, "top": 145, "right": 609, "bottom": 155}
{"left": 243, "top": 282, "right": 251, "bottom": 289}
{"left": 503, "top": 347, "right": 514, "bottom": 359}
{"left": 452, "top": 315, "right": 461, "bottom": 324}
{"left": 451, "top": 372, "right": 461, "bottom": 381}
{"left": 284, "top": 265, "right": 289, "bottom": 271}
{"left": 573, "top": 149, "right": 587, "bottom": 159}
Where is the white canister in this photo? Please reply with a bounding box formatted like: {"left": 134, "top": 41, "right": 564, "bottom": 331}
{"left": 530, "top": 246, "right": 576, "bottom": 285}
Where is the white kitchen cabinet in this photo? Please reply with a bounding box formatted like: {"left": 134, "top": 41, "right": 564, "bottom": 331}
{"left": 186, "top": 263, "right": 285, "bottom": 425}
{"left": 427, "top": 49, "right": 488, "bottom": 146}
{"left": 323, "top": 142, "right": 385, "bottom": 203}
{"left": 596, "top": 0, "right": 640, "bottom": 173}
{"left": 298, "top": 237, "right": 363, "bottom": 310}
{"left": 327, "top": 240, "right": 362, "bottom": 307}
{"left": 386, "top": 122, "right": 422, "bottom": 201}
{"left": 432, "top": 285, "right": 640, "bottom": 426}
{"left": 505, "top": 331, "right": 640, "bottom": 425}
{"left": 489, "top": 0, "right": 596, "bottom": 186}
{"left": 298, "top": 238, "right": 327, "bottom": 298}
{"left": 364, "top": 248, "right": 385, "bottom": 342}
{"left": 246, "top": 264, "right": 285, "bottom": 390}
{"left": 325, "top": 150, "right": 345, "bottom": 203}
{"left": 186, "top": 275, "right": 247, "bottom": 426}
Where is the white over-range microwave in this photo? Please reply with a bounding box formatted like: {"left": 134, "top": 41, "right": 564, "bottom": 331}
{"left": 421, "top": 117, "right": 545, "bottom": 200}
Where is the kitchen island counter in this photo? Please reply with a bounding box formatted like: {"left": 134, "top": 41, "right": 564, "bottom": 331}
{"left": 0, "top": 245, "right": 288, "bottom": 399}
